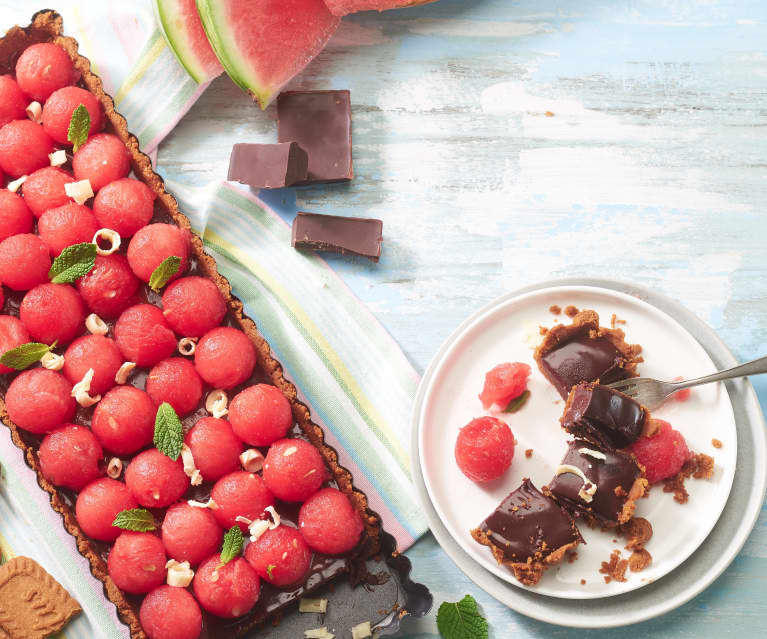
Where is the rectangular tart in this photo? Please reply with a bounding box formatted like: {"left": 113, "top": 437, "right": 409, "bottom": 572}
{"left": 0, "top": 11, "right": 380, "bottom": 639}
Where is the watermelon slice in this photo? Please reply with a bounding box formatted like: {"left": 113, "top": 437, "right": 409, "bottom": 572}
{"left": 323, "top": 0, "right": 439, "bottom": 16}
{"left": 196, "top": 0, "right": 340, "bottom": 109}
{"left": 153, "top": 0, "right": 223, "bottom": 84}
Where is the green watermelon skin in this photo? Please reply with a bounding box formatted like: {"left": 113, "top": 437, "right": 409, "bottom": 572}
{"left": 196, "top": 0, "right": 340, "bottom": 109}
{"left": 154, "top": 0, "right": 223, "bottom": 84}
{"left": 324, "top": 0, "right": 439, "bottom": 16}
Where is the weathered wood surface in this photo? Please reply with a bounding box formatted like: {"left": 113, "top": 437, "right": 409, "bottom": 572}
{"left": 158, "top": 0, "right": 767, "bottom": 636}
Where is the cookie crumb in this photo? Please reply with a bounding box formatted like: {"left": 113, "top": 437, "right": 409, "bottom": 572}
{"left": 599, "top": 550, "right": 628, "bottom": 583}
{"left": 539, "top": 325, "right": 548, "bottom": 335}
{"left": 566, "top": 550, "right": 578, "bottom": 564}
{"left": 580, "top": 579, "right": 586, "bottom": 585}
{"left": 564, "top": 305, "right": 579, "bottom": 318}
{"left": 549, "top": 304, "right": 561, "bottom": 315}
{"left": 629, "top": 548, "right": 652, "bottom": 572}
{"left": 545, "top": 110, "right": 555, "bottom": 117}
{"left": 662, "top": 453, "right": 715, "bottom": 503}
{"left": 712, "top": 439, "right": 723, "bottom": 449}
{"left": 620, "top": 517, "right": 653, "bottom": 550}
{"left": 525, "top": 449, "right": 533, "bottom": 458}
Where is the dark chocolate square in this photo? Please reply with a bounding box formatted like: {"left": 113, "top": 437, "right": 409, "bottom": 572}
{"left": 227, "top": 142, "right": 308, "bottom": 189}
{"left": 291, "top": 212, "right": 382, "bottom": 262}
{"left": 561, "top": 382, "right": 646, "bottom": 449}
{"left": 548, "top": 440, "right": 643, "bottom": 524}
{"left": 277, "top": 90, "right": 353, "bottom": 184}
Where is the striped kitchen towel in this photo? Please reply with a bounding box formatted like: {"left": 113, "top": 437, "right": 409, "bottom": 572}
{"left": 0, "top": 2, "right": 426, "bottom": 638}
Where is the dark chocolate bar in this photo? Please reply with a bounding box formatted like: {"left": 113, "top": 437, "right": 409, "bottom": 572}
{"left": 227, "top": 142, "right": 308, "bottom": 188}
{"left": 277, "top": 90, "right": 353, "bottom": 184}
{"left": 292, "top": 212, "right": 382, "bottom": 262}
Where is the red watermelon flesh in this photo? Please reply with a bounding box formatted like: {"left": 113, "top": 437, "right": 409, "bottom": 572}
{"left": 324, "top": 0, "right": 439, "bottom": 16}
{"left": 196, "top": 0, "right": 340, "bottom": 109}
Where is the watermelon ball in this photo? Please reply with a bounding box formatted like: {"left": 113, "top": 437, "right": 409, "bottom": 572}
{"left": 114, "top": 304, "right": 177, "bottom": 367}
{"left": 21, "top": 166, "right": 75, "bottom": 217}
{"left": 15, "top": 43, "right": 75, "bottom": 101}
{"left": 5, "top": 368, "right": 75, "bottom": 434}
{"left": 0, "top": 315, "right": 30, "bottom": 374}
{"left": 0, "top": 190, "right": 33, "bottom": 241}
{"left": 161, "top": 276, "right": 227, "bottom": 338}
{"left": 193, "top": 554, "right": 260, "bottom": 618}
{"left": 262, "top": 438, "right": 327, "bottom": 503}
{"left": 228, "top": 384, "right": 292, "bottom": 447}
{"left": 0, "top": 75, "right": 27, "bottom": 128}
{"left": 127, "top": 223, "right": 191, "bottom": 283}
{"left": 184, "top": 417, "right": 243, "bottom": 482}
{"left": 42, "top": 86, "right": 103, "bottom": 145}
{"left": 38, "top": 424, "right": 103, "bottom": 491}
{"left": 0, "top": 233, "right": 51, "bottom": 290}
{"left": 125, "top": 448, "right": 190, "bottom": 509}
{"left": 91, "top": 386, "right": 156, "bottom": 455}
{"left": 298, "top": 487, "right": 364, "bottom": 555}
{"left": 108, "top": 531, "right": 167, "bottom": 595}
{"left": 0, "top": 119, "right": 54, "bottom": 177}
{"left": 161, "top": 502, "right": 223, "bottom": 567}
{"left": 76, "top": 477, "right": 138, "bottom": 541}
{"left": 194, "top": 327, "right": 256, "bottom": 389}
{"left": 19, "top": 283, "right": 85, "bottom": 345}
{"left": 63, "top": 335, "right": 122, "bottom": 396}
{"left": 38, "top": 203, "right": 99, "bottom": 256}
{"left": 455, "top": 416, "right": 515, "bottom": 483}
{"left": 244, "top": 525, "right": 312, "bottom": 587}
{"left": 146, "top": 358, "right": 203, "bottom": 417}
{"left": 139, "top": 585, "right": 203, "bottom": 639}
{"left": 72, "top": 133, "right": 131, "bottom": 192}
{"left": 210, "top": 471, "right": 275, "bottom": 532}
{"left": 478, "top": 362, "right": 531, "bottom": 410}
{"left": 77, "top": 254, "right": 140, "bottom": 319}
{"left": 627, "top": 419, "right": 691, "bottom": 484}
{"left": 93, "top": 178, "right": 156, "bottom": 238}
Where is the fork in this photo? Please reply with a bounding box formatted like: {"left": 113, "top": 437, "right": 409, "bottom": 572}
{"left": 606, "top": 355, "right": 767, "bottom": 410}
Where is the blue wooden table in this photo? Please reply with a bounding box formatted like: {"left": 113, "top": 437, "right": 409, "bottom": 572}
{"left": 158, "top": 0, "right": 767, "bottom": 636}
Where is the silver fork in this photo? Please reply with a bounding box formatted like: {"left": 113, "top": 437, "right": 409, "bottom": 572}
{"left": 606, "top": 355, "right": 767, "bottom": 410}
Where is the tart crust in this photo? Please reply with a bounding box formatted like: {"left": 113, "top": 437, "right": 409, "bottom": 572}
{"left": 0, "top": 10, "right": 380, "bottom": 639}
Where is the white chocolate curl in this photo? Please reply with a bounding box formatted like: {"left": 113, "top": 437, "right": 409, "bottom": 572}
{"left": 178, "top": 337, "right": 197, "bottom": 356}
{"left": 235, "top": 515, "right": 271, "bottom": 543}
{"left": 283, "top": 446, "right": 298, "bottom": 457}
{"left": 188, "top": 497, "right": 218, "bottom": 510}
{"left": 299, "top": 598, "right": 328, "bottom": 613}
{"left": 64, "top": 178, "right": 94, "bottom": 205}
{"left": 180, "top": 444, "right": 203, "bottom": 486}
{"left": 554, "top": 464, "right": 597, "bottom": 503}
{"left": 264, "top": 506, "right": 280, "bottom": 530}
{"left": 205, "top": 389, "right": 228, "bottom": 418}
{"left": 40, "top": 351, "right": 64, "bottom": 371}
{"left": 71, "top": 368, "right": 101, "bottom": 407}
{"left": 49, "top": 149, "right": 67, "bottom": 167}
{"left": 166, "top": 560, "right": 194, "bottom": 588}
{"left": 93, "top": 228, "right": 121, "bottom": 256}
{"left": 106, "top": 457, "right": 122, "bottom": 479}
{"left": 115, "top": 361, "right": 136, "bottom": 384}
{"left": 25, "top": 101, "right": 42, "bottom": 123}
{"left": 304, "top": 628, "right": 334, "bottom": 639}
{"left": 86, "top": 313, "right": 108, "bottom": 336}
{"left": 6, "top": 175, "right": 26, "bottom": 193}
{"left": 579, "top": 447, "right": 607, "bottom": 461}
{"left": 239, "top": 449, "right": 264, "bottom": 473}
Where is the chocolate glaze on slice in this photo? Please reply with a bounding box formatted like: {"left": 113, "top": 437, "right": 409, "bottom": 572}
{"left": 478, "top": 478, "right": 580, "bottom": 563}
{"left": 561, "top": 382, "right": 646, "bottom": 449}
{"left": 548, "top": 440, "right": 642, "bottom": 524}
{"left": 540, "top": 335, "right": 628, "bottom": 399}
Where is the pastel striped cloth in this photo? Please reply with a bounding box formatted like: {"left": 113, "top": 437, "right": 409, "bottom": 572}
{"left": 0, "top": 2, "right": 426, "bottom": 638}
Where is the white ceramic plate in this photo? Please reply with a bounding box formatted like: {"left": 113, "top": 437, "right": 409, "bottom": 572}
{"left": 417, "top": 285, "right": 737, "bottom": 599}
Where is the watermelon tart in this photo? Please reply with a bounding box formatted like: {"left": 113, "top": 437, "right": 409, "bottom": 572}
{"left": 0, "top": 11, "right": 394, "bottom": 639}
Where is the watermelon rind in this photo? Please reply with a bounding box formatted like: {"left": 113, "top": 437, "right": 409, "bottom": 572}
{"left": 153, "top": 0, "right": 222, "bottom": 84}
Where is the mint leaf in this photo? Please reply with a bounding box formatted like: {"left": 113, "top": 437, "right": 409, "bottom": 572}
{"left": 112, "top": 508, "right": 157, "bottom": 532}
{"left": 0, "top": 342, "right": 53, "bottom": 370}
{"left": 49, "top": 242, "right": 97, "bottom": 284}
{"left": 153, "top": 402, "right": 183, "bottom": 461}
{"left": 149, "top": 256, "right": 181, "bottom": 292}
{"left": 266, "top": 564, "right": 275, "bottom": 579}
{"left": 503, "top": 390, "right": 531, "bottom": 413}
{"left": 219, "top": 526, "right": 243, "bottom": 567}
{"left": 67, "top": 104, "right": 90, "bottom": 152}
{"left": 436, "top": 595, "right": 488, "bottom": 639}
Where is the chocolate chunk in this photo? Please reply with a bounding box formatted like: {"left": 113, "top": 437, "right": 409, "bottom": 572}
{"left": 292, "top": 212, "right": 382, "bottom": 262}
{"left": 540, "top": 335, "right": 629, "bottom": 399}
{"left": 548, "top": 440, "right": 642, "bottom": 524}
{"left": 561, "top": 382, "right": 646, "bottom": 449}
{"left": 277, "top": 91, "right": 353, "bottom": 184}
{"left": 477, "top": 478, "right": 581, "bottom": 563}
{"left": 227, "top": 142, "right": 308, "bottom": 188}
